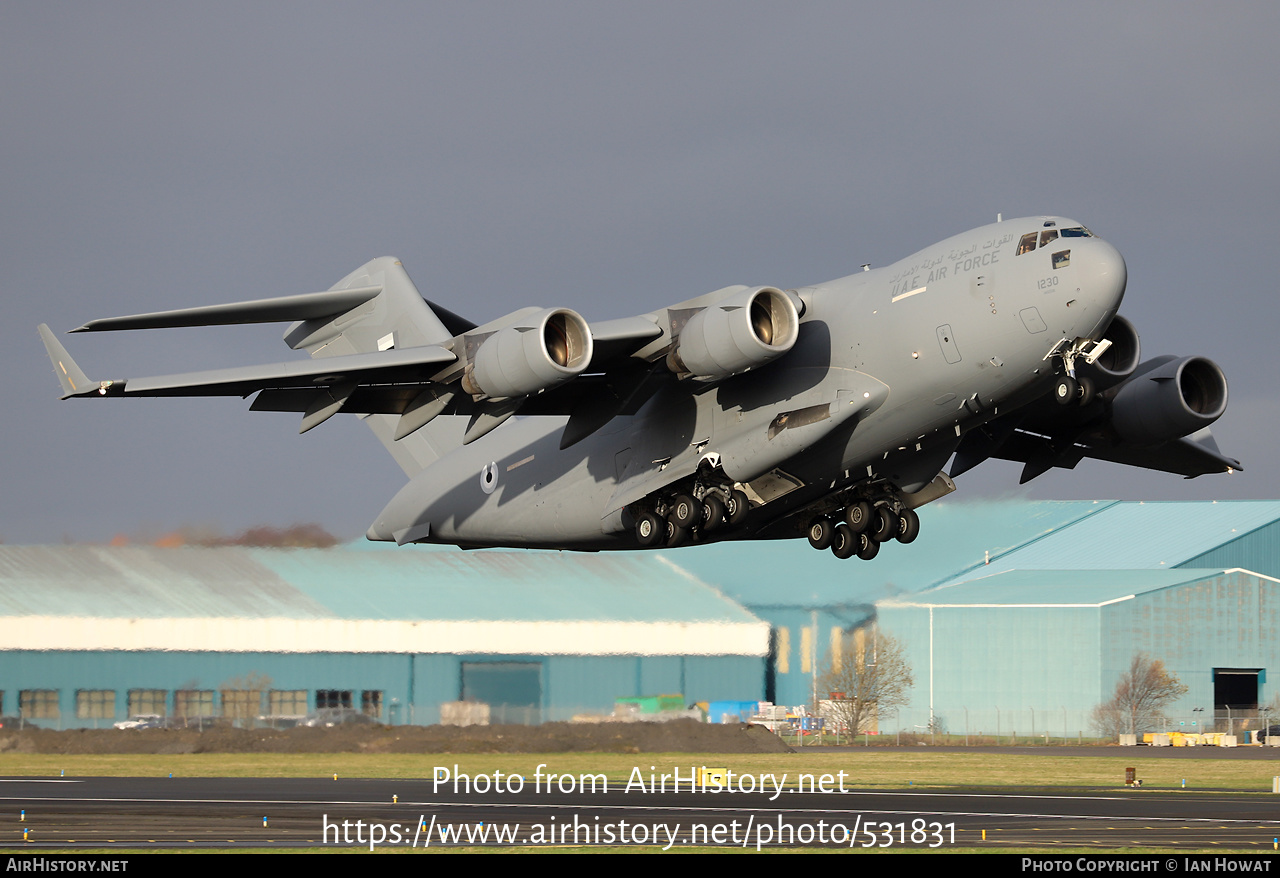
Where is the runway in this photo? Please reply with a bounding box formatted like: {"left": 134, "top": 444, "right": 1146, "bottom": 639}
{"left": 2, "top": 776, "right": 1279, "bottom": 850}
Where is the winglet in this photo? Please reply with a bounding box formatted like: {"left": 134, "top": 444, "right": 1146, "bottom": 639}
{"left": 37, "top": 324, "right": 95, "bottom": 398}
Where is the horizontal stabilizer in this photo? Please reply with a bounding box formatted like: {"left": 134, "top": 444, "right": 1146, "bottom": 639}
{"left": 37, "top": 323, "right": 97, "bottom": 398}
{"left": 71, "top": 286, "right": 383, "bottom": 332}
{"left": 107, "top": 344, "right": 456, "bottom": 397}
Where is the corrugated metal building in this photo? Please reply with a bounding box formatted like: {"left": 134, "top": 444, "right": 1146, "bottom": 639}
{"left": 669, "top": 499, "right": 1114, "bottom": 708}
{"left": 0, "top": 544, "right": 767, "bottom": 728}
{"left": 877, "top": 500, "right": 1280, "bottom": 737}
{"left": 6, "top": 499, "right": 1280, "bottom": 732}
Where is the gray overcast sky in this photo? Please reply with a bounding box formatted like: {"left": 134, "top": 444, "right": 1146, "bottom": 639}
{"left": 4, "top": 2, "right": 1277, "bottom": 544}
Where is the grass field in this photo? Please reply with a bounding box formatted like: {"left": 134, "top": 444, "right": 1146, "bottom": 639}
{"left": 1, "top": 748, "right": 1276, "bottom": 793}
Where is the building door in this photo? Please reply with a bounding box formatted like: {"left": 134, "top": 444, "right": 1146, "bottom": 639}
{"left": 461, "top": 662, "right": 542, "bottom": 725}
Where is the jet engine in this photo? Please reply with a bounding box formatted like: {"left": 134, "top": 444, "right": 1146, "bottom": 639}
{"left": 668, "top": 286, "right": 799, "bottom": 380}
{"left": 1078, "top": 314, "right": 1141, "bottom": 390}
{"left": 461, "top": 308, "right": 593, "bottom": 399}
{"left": 1108, "top": 355, "right": 1229, "bottom": 446}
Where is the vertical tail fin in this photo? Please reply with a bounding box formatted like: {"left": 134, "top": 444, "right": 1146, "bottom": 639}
{"left": 285, "top": 258, "right": 465, "bottom": 477}
{"left": 284, "top": 257, "right": 454, "bottom": 356}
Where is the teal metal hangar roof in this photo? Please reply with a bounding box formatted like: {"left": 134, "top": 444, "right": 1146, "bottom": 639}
{"left": 930, "top": 500, "right": 1280, "bottom": 589}
{"left": 251, "top": 546, "right": 755, "bottom": 624}
{"left": 881, "top": 568, "right": 1231, "bottom": 608}
{"left": 663, "top": 499, "right": 1111, "bottom": 608}
{"left": 0, "top": 545, "right": 756, "bottom": 625}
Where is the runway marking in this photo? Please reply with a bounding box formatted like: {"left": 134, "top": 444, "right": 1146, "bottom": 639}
{"left": 4, "top": 794, "right": 1278, "bottom": 826}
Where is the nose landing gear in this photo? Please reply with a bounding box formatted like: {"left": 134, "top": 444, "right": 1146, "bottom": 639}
{"left": 1048, "top": 337, "right": 1108, "bottom": 407}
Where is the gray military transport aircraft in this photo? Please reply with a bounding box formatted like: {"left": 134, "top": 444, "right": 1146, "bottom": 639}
{"left": 39, "top": 216, "right": 1240, "bottom": 559}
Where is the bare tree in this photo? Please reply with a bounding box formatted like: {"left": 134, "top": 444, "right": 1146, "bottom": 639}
{"left": 818, "top": 627, "right": 913, "bottom": 736}
{"left": 1092, "top": 653, "right": 1188, "bottom": 737}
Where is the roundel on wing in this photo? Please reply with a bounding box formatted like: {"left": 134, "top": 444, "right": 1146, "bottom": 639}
{"left": 480, "top": 461, "right": 499, "bottom": 494}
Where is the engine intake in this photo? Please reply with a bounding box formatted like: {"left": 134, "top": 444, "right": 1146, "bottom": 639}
{"left": 462, "top": 308, "right": 593, "bottom": 399}
{"left": 1109, "top": 355, "right": 1228, "bottom": 445}
{"left": 668, "top": 286, "right": 799, "bottom": 380}
{"left": 1078, "top": 314, "right": 1141, "bottom": 390}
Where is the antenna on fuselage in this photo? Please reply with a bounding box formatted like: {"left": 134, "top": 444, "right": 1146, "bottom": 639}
{"left": 997, "top": 213, "right": 1002, "bottom": 222}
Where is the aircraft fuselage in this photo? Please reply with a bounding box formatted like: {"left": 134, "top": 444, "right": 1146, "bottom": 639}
{"left": 365, "top": 217, "right": 1127, "bottom": 549}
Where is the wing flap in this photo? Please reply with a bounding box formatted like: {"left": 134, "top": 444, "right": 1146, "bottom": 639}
{"left": 115, "top": 345, "right": 456, "bottom": 397}
{"left": 980, "top": 426, "right": 1242, "bottom": 481}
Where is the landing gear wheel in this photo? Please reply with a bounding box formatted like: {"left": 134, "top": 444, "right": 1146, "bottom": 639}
{"left": 895, "top": 508, "right": 920, "bottom": 544}
{"left": 670, "top": 493, "right": 698, "bottom": 529}
{"left": 700, "top": 495, "right": 726, "bottom": 533}
{"left": 807, "top": 518, "right": 834, "bottom": 551}
{"left": 1077, "top": 375, "right": 1096, "bottom": 407}
{"left": 725, "top": 489, "right": 750, "bottom": 526}
{"left": 845, "top": 501, "right": 873, "bottom": 533}
{"left": 857, "top": 535, "right": 880, "bottom": 561}
{"left": 635, "top": 512, "right": 663, "bottom": 548}
{"left": 665, "top": 519, "right": 688, "bottom": 548}
{"left": 830, "top": 523, "right": 857, "bottom": 559}
{"left": 870, "top": 506, "right": 896, "bottom": 543}
{"left": 1053, "top": 375, "right": 1079, "bottom": 406}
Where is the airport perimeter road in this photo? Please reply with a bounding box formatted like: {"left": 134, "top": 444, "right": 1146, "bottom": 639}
{"left": 1, "top": 776, "right": 1278, "bottom": 850}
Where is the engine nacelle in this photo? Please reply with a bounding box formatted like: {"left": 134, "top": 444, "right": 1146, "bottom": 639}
{"left": 462, "top": 308, "right": 593, "bottom": 399}
{"left": 1109, "top": 355, "right": 1228, "bottom": 446}
{"left": 668, "top": 286, "right": 799, "bottom": 380}
{"left": 1078, "top": 314, "right": 1141, "bottom": 391}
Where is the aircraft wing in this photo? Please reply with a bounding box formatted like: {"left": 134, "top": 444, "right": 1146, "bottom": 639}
{"left": 41, "top": 263, "right": 792, "bottom": 447}
{"left": 954, "top": 416, "right": 1241, "bottom": 484}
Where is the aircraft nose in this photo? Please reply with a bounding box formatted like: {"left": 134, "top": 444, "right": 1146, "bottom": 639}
{"left": 1083, "top": 238, "right": 1127, "bottom": 315}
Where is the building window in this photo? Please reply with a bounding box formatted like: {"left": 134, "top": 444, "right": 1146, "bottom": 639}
{"left": 127, "top": 690, "right": 167, "bottom": 717}
{"left": 76, "top": 690, "right": 115, "bottom": 720}
{"left": 316, "top": 690, "right": 352, "bottom": 710}
{"left": 174, "top": 690, "right": 215, "bottom": 718}
{"left": 362, "top": 691, "right": 383, "bottom": 719}
{"left": 220, "top": 689, "right": 262, "bottom": 722}
{"left": 20, "top": 690, "right": 59, "bottom": 719}
{"left": 269, "top": 690, "right": 308, "bottom": 716}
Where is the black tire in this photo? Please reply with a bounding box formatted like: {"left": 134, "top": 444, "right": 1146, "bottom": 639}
{"left": 870, "top": 506, "right": 896, "bottom": 543}
{"left": 726, "top": 489, "right": 750, "bottom": 526}
{"left": 807, "top": 518, "right": 834, "bottom": 550}
{"left": 831, "top": 523, "right": 857, "bottom": 559}
{"left": 1053, "top": 375, "right": 1078, "bottom": 406}
{"left": 670, "top": 493, "right": 698, "bottom": 528}
{"left": 665, "top": 520, "right": 688, "bottom": 548}
{"left": 1077, "top": 375, "right": 1096, "bottom": 407}
{"left": 896, "top": 508, "right": 920, "bottom": 544}
{"left": 701, "top": 495, "right": 726, "bottom": 533}
{"left": 845, "top": 501, "right": 873, "bottom": 533}
{"left": 857, "top": 535, "right": 880, "bottom": 561}
{"left": 635, "top": 512, "right": 664, "bottom": 548}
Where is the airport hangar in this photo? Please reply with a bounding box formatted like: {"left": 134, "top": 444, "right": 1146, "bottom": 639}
{"left": 1, "top": 499, "right": 1278, "bottom": 731}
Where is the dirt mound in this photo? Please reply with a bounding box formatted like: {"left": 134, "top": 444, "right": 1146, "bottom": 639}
{"left": 0, "top": 720, "right": 792, "bottom": 755}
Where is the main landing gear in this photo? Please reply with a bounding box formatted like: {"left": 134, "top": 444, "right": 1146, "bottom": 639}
{"left": 806, "top": 496, "right": 920, "bottom": 561}
{"left": 633, "top": 486, "right": 750, "bottom": 548}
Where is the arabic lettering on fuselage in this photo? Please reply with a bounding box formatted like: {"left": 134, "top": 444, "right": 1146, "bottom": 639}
{"left": 887, "top": 233, "right": 1015, "bottom": 298}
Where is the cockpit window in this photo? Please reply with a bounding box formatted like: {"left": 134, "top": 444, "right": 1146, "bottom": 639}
{"left": 1039, "top": 230, "right": 1058, "bottom": 248}
{"left": 1052, "top": 250, "right": 1071, "bottom": 269}
{"left": 1016, "top": 233, "right": 1038, "bottom": 255}
{"left": 1060, "top": 227, "right": 1093, "bottom": 237}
